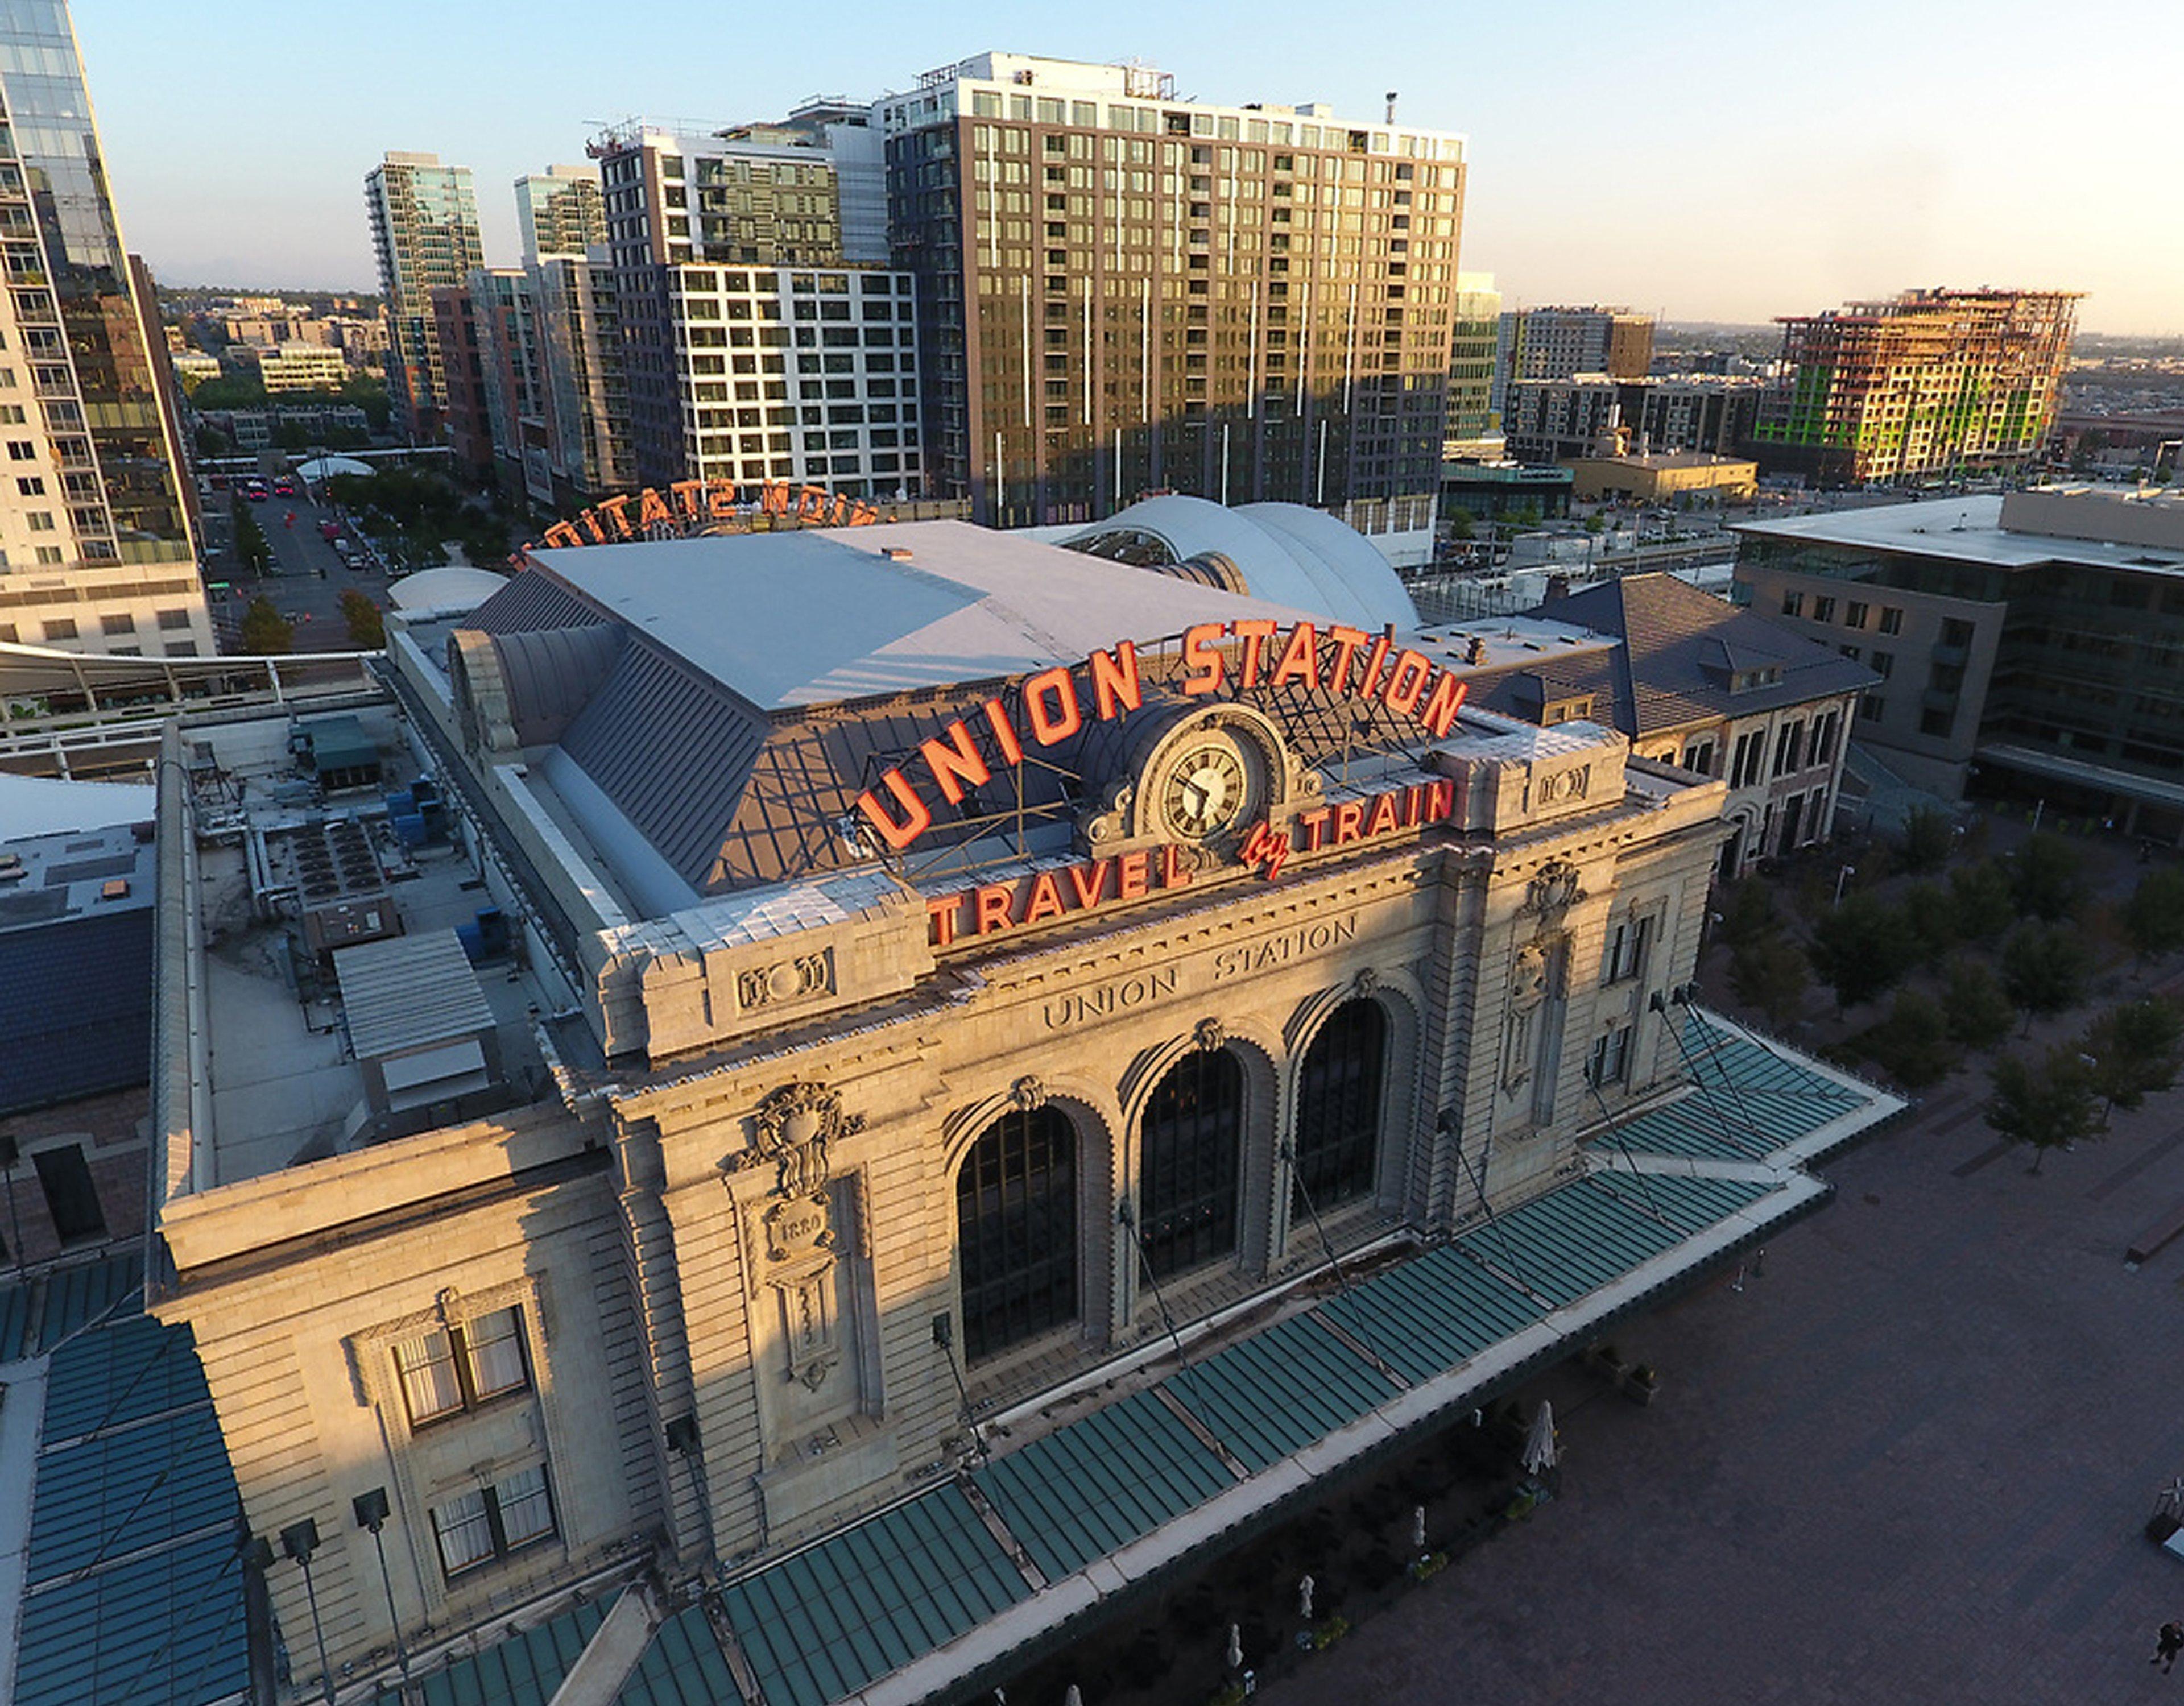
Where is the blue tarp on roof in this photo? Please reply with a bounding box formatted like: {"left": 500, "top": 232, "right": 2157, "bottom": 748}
{"left": 0, "top": 908, "right": 154, "bottom": 1114}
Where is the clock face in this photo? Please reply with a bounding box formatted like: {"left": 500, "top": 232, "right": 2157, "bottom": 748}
{"left": 1161, "top": 736, "right": 1254, "bottom": 840}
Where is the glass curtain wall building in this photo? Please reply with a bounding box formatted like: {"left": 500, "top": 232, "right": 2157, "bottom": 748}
{"left": 366, "top": 151, "right": 486, "bottom": 441}
{"left": 0, "top": 0, "right": 193, "bottom": 577}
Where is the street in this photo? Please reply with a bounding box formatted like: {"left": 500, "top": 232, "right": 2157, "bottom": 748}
{"left": 215, "top": 482, "right": 396, "bottom": 652}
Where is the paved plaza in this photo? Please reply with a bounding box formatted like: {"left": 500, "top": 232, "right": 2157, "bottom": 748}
{"left": 1265, "top": 1068, "right": 2184, "bottom": 1705}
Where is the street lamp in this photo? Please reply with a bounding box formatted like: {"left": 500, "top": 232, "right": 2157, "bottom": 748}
{"left": 353, "top": 1489, "right": 411, "bottom": 1687}
{"left": 1833, "top": 864, "right": 1856, "bottom": 906}
{"left": 282, "top": 1518, "right": 336, "bottom": 1706}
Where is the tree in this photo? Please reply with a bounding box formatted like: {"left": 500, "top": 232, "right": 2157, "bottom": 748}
{"left": 1730, "top": 932, "right": 1809, "bottom": 1029}
{"left": 1445, "top": 506, "right": 1475, "bottom": 542}
{"left": 1582, "top": 513, "right": 1606, "bottom": 535}
{"left": 1983, "top": 1046, "right": 2098, "bottom": 1174}
{"left": 1807, "top": 893, "right": 1917, "bottom": 1011}
{"left": 2122, "top": 866, "right": 2184, "bottom": 962}
{"left": 1867, "top": 989, "right": 1956, "bottom": 1089}
{"left": 338, "top": 589, "right": 384, "bottom": 648}
{"left": 2080, "top": 998, "right": 2184, "bottom": 1121}
{"left": 1898, "top": 805, "right": 1955, "bottom": 875}
{"left": 1947, "top": 859, "right": 2015, "bottom": 945}
{"left": 1900, "top": 880, "right": 1958, "bottom": 960}
{"left": 238, "top": 596, "right": 293, "bottom": 656}
{"left": 230, "top": 497, "right": 272, "bottom": 575}
{"left": 1941, "top": 957, "right": 2015, "bottom": 1050}
{"left": 1719, "top": 880, "right": 1777, "bottom": 950}
{"left": 2009, "top": 832, "right": 2086, "bottom": 921}
{"left": 2000, "top": 921, "right": 2095, "bottom": 1031}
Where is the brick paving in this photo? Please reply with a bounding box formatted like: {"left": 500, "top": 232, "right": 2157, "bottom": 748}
{"left": 1263, "top": 1077, "right": 2184, "bottom": 1706}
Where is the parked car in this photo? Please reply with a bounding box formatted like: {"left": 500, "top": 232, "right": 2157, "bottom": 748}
{"left": 318, "top": 520, "right": 341, "bottom": 541}
{"left": 273, "top": 479, "right": 295, "bottom": 497}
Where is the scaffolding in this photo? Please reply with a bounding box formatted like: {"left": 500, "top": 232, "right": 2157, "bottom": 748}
{"left": 1755, "top": 289, "right": 2081, "bottom": 484}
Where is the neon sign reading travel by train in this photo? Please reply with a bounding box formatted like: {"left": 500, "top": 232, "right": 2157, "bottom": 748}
{"left": 855, "top": 620, "right": 1469, "bottom": 853}
{"left": 535, "top": 478, "right": 881, "bottom": 550}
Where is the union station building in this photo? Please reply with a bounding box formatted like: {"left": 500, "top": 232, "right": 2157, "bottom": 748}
{"left": 135, "top": 500, "right": 1899, "bottom": 1704}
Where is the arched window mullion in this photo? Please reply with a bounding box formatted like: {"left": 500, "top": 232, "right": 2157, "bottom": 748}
{"left": 1140, "top": 1048, "right": 1244, "bottom": 1280}
{"left": 1293, "top": 999, "right": 1386, "bottom": 1215}
{"left": 957, "top": 1105, "right": 1078, "bottom": 1362}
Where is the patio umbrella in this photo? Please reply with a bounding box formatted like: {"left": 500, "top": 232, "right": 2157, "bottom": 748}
{"left": 1521, "top": 1399, "right": 1560, "bottom": 1475}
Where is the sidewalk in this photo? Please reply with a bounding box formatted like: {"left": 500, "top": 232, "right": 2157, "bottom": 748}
{"left": 1263, "top": 1028, "right": 2184, "bottom": 1705}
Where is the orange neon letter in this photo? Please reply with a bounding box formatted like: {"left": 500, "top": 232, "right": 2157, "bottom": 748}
{"left": 856, "top": 771, "right": 932, "bottom": 850}
{"left": 1234, "top": 620, "right": 1278, "bottom": 688}
{"left": 1418, "top": 673, "right": 1469, "bottom": 738}
{"left": 1089, "top": 641, "right": 1143, "bottom": 721}
{"left": 919, "top": 720, "right": 991, "bottom": 804}
{"left": 1381, "top": 649, "right": 1433, "bottom": 716}
{"left": 1023, "top": 667, "right": 1083, "bottom": 746}
{"left": 1269, "top": 622, "right": 1322, "bottom": 692}
{"left": 1181, "top": 623, "right": 1226, "bottom": 697}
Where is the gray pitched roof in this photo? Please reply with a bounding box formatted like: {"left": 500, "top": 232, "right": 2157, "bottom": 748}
{"left": 1518, "top": 573, "right": 1878, "bottom": 738}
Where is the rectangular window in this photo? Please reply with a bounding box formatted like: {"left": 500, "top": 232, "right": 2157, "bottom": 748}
{"left": 1878, "top": 607, "right": 1904, "bottom": 635}
{"left": 1920, "top": 706, "right": 1954, "bottom": 737}
{"left": 1869, "top": 651, "right": 1894, "bottom": 678}
{"left": 1940, "top": 617, "right": 1974, "bottom": 648}
{"left": 41, "top": 617, "right": 75, "bottom": 641}
{"left": 1773, "top": 721, "right": 1805, "bottom": 777}
{"left": 155, "top": 607, "right": 191, "bottom": 631}
{"left": 1810, "top": 596, "right": 1835, "bottom": 624}
{"left": 1600, "top": 915, "right": 1653, "bottom": 985}
{"left": 1781, "top": 591, "right": 1802, "bottom": 617}
{"left": 1844, "top": 601, "right": 1868, "bottom": 629}
{"left": 392, "top": 1305, "right": 531, "bottom": 1426}
{"left": 1587, "top": 1025, "right": 1633, "bottom": 1088}
{"left": 34, "top": 1144, "right": 105, "bottom": 1241}
{"left": 1811, "top": 710, "right": 1840, "bottom": 765}
{"left": 1681, "top": 738, "right": 1715, "bottom": 776}
{"left": 100, "top": 612, "right": 134, "bottom": 635}
{"left": 431, "top": 1464, "right": 557, "bottom": 1579}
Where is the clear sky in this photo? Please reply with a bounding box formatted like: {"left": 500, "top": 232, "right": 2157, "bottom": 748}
{"left": 73, "top": 0, "right": 2181, "bottom": 335}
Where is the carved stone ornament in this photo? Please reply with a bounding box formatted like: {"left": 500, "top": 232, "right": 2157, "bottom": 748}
{"left": 1193, "top": 1017, "right": 1228, "bottom": 1054}
{"left": 729, "top": 1080, "right": 867, "bottom": 1200}
{"left": 1010, "top": 1075, "right": 1049, "bottom": 1113}
{"left": 1523, "top": 858, "right": 1585, "bottom": 927}
{"left": 736, "top": 950, "right": 833, "bottom": 1012}
{"left": 1352, "top": 966, "right": 1381, "bottom": 997}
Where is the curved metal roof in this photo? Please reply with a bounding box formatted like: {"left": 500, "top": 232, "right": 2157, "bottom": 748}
{"left": 387, "top": 565, "right": 508, "bottom": 611}
{"left": 1058, "top": 496, "right": 1417, "bottom": 631}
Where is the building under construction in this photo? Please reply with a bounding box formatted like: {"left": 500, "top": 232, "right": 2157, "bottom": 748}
{"left": 1752, "top": 288, "right": 2079, "bottom": 486}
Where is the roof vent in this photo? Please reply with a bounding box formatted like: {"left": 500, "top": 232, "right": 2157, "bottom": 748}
{"left": 881, "top": 546, "right": 914, "bottom": 562}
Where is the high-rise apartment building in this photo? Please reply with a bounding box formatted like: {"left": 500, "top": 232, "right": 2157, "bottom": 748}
{"left": 525, "top": 252, "right": 632, "bottom": 506}
{"left": 0, "top": 0, "right": 205, "bottom": 659}
{"left": 365, "top": 151, "right": 486, "bottom": 440}
{"left": 1492, "top": 305, "right": 1655, "bottom": 419}
{"left": 516, "top": 164, "right": 606, "bottom": 263}
{"left": 1752, "top": 288, "right": 2079, "bottom": 486}
{"left": 879, "top": 55, "right": 1466, "bottom": 546}
{"left": 596, "top": 113, "right": 919, "bottom": 495}
{"left": 1446, "top": 271, "right": 1502, "bottom": 454}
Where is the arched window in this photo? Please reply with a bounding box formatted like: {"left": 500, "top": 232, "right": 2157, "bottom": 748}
{"left": 1138, "top": 1049, "right": 1243, "bottom": 1280}
{"left": 957, "top": 1105, "right": 1078, "bottom": 1362}
{"left": 1293, "top": 999, "right": 1386, "bottom": 1216}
